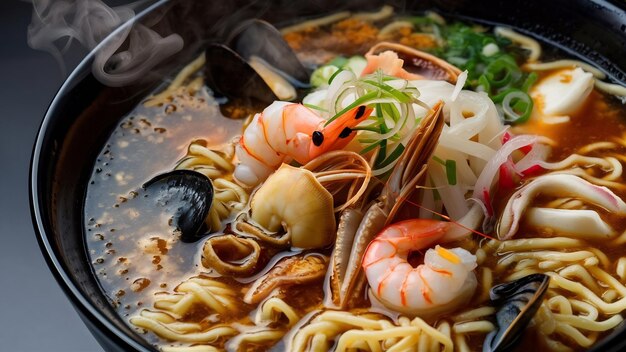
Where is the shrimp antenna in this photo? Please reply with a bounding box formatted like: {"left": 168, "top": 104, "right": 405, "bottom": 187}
{"left": 398, "top": 196, "right": 497, "bottom": 240}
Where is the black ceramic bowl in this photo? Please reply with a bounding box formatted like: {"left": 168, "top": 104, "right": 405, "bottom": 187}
{"left": 30, "top": 0, "right": 626, "bottom": 351}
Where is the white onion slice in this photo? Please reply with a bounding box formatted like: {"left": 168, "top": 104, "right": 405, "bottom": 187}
{"left": 472, "top": 134, "right": 538, "bottom": 207}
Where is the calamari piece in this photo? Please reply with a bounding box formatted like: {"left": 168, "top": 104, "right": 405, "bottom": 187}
{"left": 201, "top": 235, "right": 261, "bottom": 276}
{"left": 497, "top": 174, "right": 626, "bottom": 240}
{"left": 531, "top": 67, "right": 594, "bottom": 116}
{"left": 243, "top": 254, "right": 328, "bottom": 304}
{"left": 526, "top": 208, "right": 615, "bottom": 240}
{"left": 250, "top": 164, "right": 336, "bottom": 249}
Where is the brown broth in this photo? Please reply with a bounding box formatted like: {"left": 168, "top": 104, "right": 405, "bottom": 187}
{"left": 84, "top": 18, "right": 626, "bottom": 352}
{"left": 84, "top": 87, "right": 242, "bottom": 334}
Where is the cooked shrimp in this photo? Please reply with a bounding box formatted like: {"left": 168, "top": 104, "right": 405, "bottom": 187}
{"left": 234, "top": 101, "right": 373, "bottom": 186}
{"left": 362, "top": 219, "right": 477, "bottom": 317}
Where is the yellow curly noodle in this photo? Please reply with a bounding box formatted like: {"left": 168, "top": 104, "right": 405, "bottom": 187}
{"left": 541, "top": 141, "right": 626, "bottom": 191}
{"left": 288, "top": 309, "right": 496, "bottom": 352}
{"left": 174, "top": 139, "right": 247, "bottom": 232}
{"left": 130, "top": 277, "right": 239, "bottom": 346}
{"left": 132, "top": 279, "right": 301, "bottom": 351}
{"left": 480, "top": 236, "right": 625, "bottom": 350}
{"left": 226, "top": 296, "right": 301, "bottom": 350}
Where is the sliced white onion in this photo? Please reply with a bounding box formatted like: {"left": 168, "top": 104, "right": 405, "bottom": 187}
{"left": 472, "top": 134, "right": 538, "bottom": 204}
{"left": 451, "top": 70, "right": 468, "bottom": 102}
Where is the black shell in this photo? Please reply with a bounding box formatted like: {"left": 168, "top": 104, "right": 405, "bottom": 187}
{"left": 205, "top": 43, "right": 278, "bottom": 104}
{"left": 143, "top": 170, "right": 213, "bottom": 243}
{"left": 204, "top": 19, "right": 309, "bottom": 107}
{"left": 483, "top": 273, "right": 550, "bottom": 352}
{"left": 226, "top": 19, "right": 309, "bottom": 83}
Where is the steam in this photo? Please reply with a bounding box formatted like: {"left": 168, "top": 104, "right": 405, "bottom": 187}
{"left": 26, "top": 0, "right": 184, "bottom": 87}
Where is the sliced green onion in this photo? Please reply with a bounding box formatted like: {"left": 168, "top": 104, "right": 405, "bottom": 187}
{"left": 328, "top": 68, "right": 346, "bottom": 85}
{"left": 374, "top": 139, "right": 387, "bottom": 166}
{"left": 360, "top": 140, "right": 384, "bottom": 154}
{"left": 363, "top": 80, "right": 412, "bottom": 103}
{"left": 377, "top": 143, "right": 405, "bottom": 169}
{"left": 485, "top": 57, "right": 520, "bottom": 88}
{"left": 432, "top": 155, "right": 446, "bottom": 166}
{"left": 521, "top": 72, "right": 538, "bottom": 92}
{"left": 324, "top": 91, "right": 378, "bottom": 126}
{"left": 303, "top": 104, "right": 328, "bottom": 112}
{"left": 352, "top": 126, "right": 382, "bottom": 133}
{"left": 381, "top": 103, "right": 401, "bottom": 123}
{"left": 477, "top": 75, "right": 491, "bottom": 92}
{"left": 445, "top": 159, "right": 457, "bottom": 185}
{"left": 502, "top": 90, "right": 533, "bottom": 123}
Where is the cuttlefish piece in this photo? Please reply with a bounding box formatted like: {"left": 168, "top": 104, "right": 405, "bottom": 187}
{"left": 526, "top": 208, "right": 615, "bottom": 240}
{"left": 201, "top": 234, "right": 261, "bottom": 276}
{"left": 361, "top": 42, "right": 461, "bottom": 83}
{"left": 330, "top": 102, "right": 445, "bottom": 308}
{"left": 497, "top": 174, "right": 626, "bottom": 240}
{"left": 243, "top": 254, "right": 328, "bottom": 304}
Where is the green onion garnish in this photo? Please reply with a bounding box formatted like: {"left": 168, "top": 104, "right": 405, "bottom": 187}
{"left": 303, "top": 104, "right": 328, "bottom": 112}
{"left": 445, "top": 159, "right": 457, "bottom": 185}
{"left": 328, "top": 68, "right": 345, "bottom": 85}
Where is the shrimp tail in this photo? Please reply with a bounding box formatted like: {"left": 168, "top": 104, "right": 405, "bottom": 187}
{"left": 308, "top": 105, "right": 373, "bottom": 160}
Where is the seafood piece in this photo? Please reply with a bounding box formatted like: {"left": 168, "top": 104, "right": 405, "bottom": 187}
{"left": 248, "top": 164, "right": 336, "bottom": 249}
{"left": 143, "top": 170, "right": 213, "bottom": 242}
{"left": 531, "top": 67, "right": 594, "bottom": 116}
{"left": 237, "top": 151, "right": 371, "bottom": 250}
{"left": 234, "top": 101, "right": 373, "bottom": 187}
{"left": 226, "top": 19, "right": 309, "bottom": 83}
{"left": 205, "top": 20, "right": 308, "bottom": 104}
{"left": 483, "top": 274, "right": 550, "bottom": 352}
{"left": 331, "top": 102, "right": 445, "bottom": 307}
{"left": 361, "top": 42, "right": 461, "bottom": 83}
{"left": 201, "top": 235, "right": 261, "bottom": 276}
{"left": 362, "top": 219, "right": 478, "bottom": 317}
{"left": 497, "top": 174, "right": 626, "bottom": 240}
{"left": 205, "top": 44, "right": 284, "bottom": 102}
{"left": 244, "top": 254, "right": 328, "bottom": 304}
{"left": 526, "top": 208, "right": 615, "bottom": 239}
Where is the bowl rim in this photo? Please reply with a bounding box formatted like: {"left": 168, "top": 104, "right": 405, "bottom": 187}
{"left": 28, "top": 1, "right": 170, "bottom": 350}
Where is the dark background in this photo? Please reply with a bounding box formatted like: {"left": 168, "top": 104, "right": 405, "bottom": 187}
{"left": 0, "top": 1, "right": 129, "bottom": 351}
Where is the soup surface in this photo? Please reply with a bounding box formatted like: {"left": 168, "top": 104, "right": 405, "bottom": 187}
{"left": 85, "top": 8, "right": 626, "bottom": 352}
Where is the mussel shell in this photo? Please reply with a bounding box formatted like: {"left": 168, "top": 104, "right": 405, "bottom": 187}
{"left": 226, "top": 19, "right": 309, "bottom": 84}
{"left": 204, "top": 43, "right": 278, "bottom": 104}
{"left": 143, "top": 170, "right": 213, "bottom": 243}
{"left": 484, "top": 273, "right": 550, "bottom": 352}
